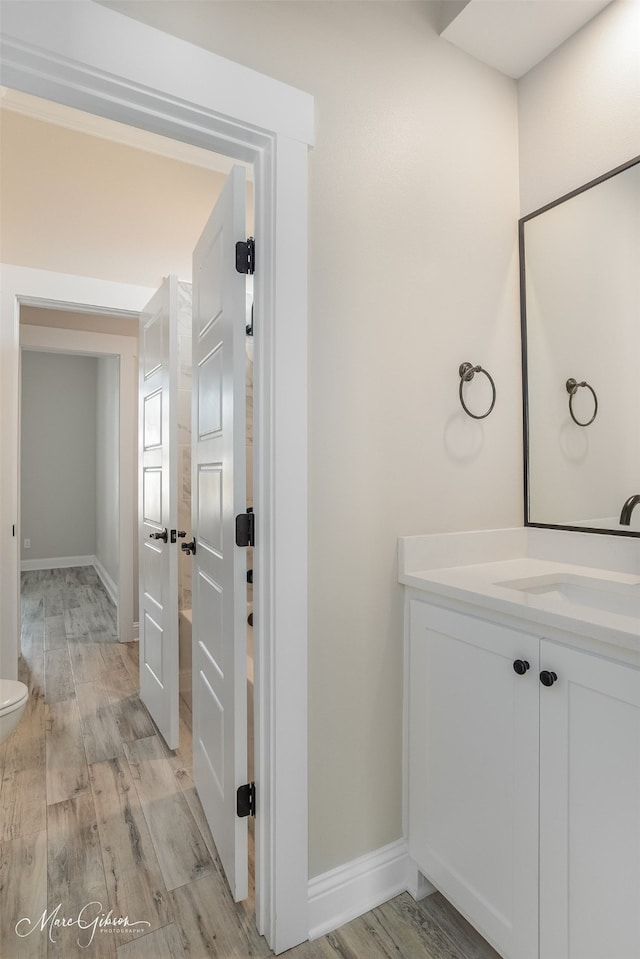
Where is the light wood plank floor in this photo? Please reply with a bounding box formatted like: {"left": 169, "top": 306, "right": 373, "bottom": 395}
{"left": 0, "top": 568, "right": 500, "bottom": 959}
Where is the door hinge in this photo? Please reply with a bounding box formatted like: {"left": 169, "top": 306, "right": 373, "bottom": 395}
{"left": 235, "top": 509, "right": 254, "bottom": 547}
{"left": 235, "top": 237, "right": 255, "bottom": 275}
{"left": 237, "top": 781, "right": 256, "bottom": 818}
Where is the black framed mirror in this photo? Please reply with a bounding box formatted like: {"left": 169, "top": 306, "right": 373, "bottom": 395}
{"left": 519, "top": 155, "right": 640, "bottom": 537}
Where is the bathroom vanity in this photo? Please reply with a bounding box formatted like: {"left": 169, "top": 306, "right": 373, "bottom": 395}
{"left": 399, "top": 528, "right": 640, "bottom": 959}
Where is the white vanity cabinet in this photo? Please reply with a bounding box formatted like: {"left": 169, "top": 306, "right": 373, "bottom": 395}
{"left": 407, "top": 598, "right": 640, "bottom": 959}
{"left": 538, "top": 639, "right": 640, "bottom": 959}
{"left": 407, "top": 600, "right": 540, "bottom": 959}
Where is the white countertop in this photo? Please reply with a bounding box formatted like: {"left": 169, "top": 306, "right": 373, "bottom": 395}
{"left": 398, "top": 528, "right": 640, "bottom": 653}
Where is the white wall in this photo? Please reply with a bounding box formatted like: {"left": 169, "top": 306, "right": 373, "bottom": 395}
{"left": 518, "top": 0, "right": 640, "bottom": 532}
{"left": 7, "top": 0, "right": 523, "bottom": 878}
{"left": 524, "top": 163, "right": 640, "bottom": 526}
{"left": 98, "top": 0, "right": 522, "bottom": 877}
{"left": 96, "top": 355, "right": 120, "bottom": 587}
{"left": 518, "top": 0, "right": 640, "bottom": 215}
{"left": 21, "top": 351, "right": 97, "bottom": 561}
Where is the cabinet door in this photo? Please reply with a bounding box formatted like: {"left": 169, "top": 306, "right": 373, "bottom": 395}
{"left": 408, "top": 602, "right": 539, "bottom": 959}
{"left": 539, "top": 641, "right": 640, "bottom": 959}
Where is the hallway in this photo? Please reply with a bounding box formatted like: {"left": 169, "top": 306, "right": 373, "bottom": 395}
{"left": 0, "top": 569, "right": 499, "bottom": 959}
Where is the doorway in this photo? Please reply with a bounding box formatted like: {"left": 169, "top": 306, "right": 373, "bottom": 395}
{"left": 19, "top": 313, "right": 138, "bottom": 644}
{"left": 1, "top": 4, "right": 311, "bottom": 951}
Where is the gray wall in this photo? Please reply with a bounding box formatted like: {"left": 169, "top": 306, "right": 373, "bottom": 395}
{"left": 21, "top": 351, "right": 97, "bottom": 561}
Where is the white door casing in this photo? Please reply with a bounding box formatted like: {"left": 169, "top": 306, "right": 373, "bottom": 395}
{"left": 139, "top": 277, "right": 180, "bottom": 750}
{"left": 0, "top": 4, "right": 311, "bottom": 951}
{"left": 192, "top": 166, "right": 249, "bottom": 901}
{"left": 1, "top": 268, "right": 153, "bottom": 663}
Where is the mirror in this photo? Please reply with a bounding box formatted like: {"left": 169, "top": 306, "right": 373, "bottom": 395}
{"left": 520, "top": 156, "right": 640, "bottom": 536}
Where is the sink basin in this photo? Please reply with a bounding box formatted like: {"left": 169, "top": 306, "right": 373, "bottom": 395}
{"left": 497, "top": 574, "right": 640, "bottom": 619}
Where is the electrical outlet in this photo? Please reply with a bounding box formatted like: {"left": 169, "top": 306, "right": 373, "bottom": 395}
{"left": 24, "top": 538, "right": 31, "bottom": 549}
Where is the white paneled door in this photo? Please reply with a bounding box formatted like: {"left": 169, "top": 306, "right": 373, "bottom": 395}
{"left": 192, "top": 166, "right": 250, "bottom": 902}
{"left": 139, "top": 276, "right": 180, "bottom": 750}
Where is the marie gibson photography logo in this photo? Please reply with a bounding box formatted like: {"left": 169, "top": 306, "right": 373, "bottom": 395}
{"left": 15, "top": 901, "right": 152, "bottom": 948}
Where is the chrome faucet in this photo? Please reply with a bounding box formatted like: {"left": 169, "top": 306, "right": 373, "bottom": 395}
{"left": 619, "top": 494, "right": 640, "bottom": 526}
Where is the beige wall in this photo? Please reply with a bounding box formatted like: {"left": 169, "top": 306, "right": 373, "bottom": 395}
{"left": 21, "top": 306, "right": 138, "bottom": 337}
{"left": 0, "top": 110, "right": 229, "bottom": 286}
{"left": 518, "top": 0, "right": 640, "bottom": 215}
{"left": 4, "top": 1, "right": 523, "bottom": 878}
{"left": 96, "top": 0, "right": 522, "bottom": 877}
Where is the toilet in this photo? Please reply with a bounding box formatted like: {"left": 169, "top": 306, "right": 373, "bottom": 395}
{"left": 0, "top": 679, "right": 28, "bottom": 743}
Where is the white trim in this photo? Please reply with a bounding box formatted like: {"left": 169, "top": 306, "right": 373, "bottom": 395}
{"left": 0, "top": 86, "right": 253, "bottom": 179}
{"left": 20, "top": 554, "right": 95, "bottom": 572}
{"left": 0, "top": 5, "right": 311, "bottom": 953}
{"left": 93, "top": 556, "right": 118, "bottom": 607}
{"left": 308, "top": 840, "right": 413, "bottom": 941}
{"left": 407, "top": 864, "right": 437, "bottom": 903}
{"left": 0, "top": 0, "right": 314, "bottom": 147}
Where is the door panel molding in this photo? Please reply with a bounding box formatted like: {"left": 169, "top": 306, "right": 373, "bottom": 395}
{"left": 139, "top": 278, "right": 180, "bottom": 750}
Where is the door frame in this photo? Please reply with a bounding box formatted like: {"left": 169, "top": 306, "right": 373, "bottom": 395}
{"left": 0, "top": 2, "right": 312, "bottom": 953}
{"left": 19, "top": 317, "right": 140, "bottom": 644}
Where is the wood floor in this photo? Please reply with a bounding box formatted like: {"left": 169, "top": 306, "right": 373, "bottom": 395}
{"left": 1, "top": 567, "right": 500, "bottom": 959}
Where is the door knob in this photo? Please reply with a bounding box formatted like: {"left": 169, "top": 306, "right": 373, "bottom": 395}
{"left": 149, "top": 528, "right": 168, "bottom": 543}
{"left": 181, "top": 539, "right": 196, "bottom": 556}
{"left": 540, "top": 670, "right": 558, "bottom": 687}
{"left": 513, "top": 659, "right": 530, "bottom": 676}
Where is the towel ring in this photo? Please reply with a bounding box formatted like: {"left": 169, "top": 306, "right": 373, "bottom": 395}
{"left": 566, "top": 378, "right": 598, "bottom": 427}
{"left": 458, "top": 362, "right": 496, "bottom": 420}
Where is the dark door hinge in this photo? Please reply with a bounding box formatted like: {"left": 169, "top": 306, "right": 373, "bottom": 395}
{"left": 235, "top": 237, "right": 255, "bottom": 275}
{"left": 237, "top": 781, "right": 256, "bottom": 818}
{"left": 235, "top": 509, "right": 254, "bottom": 547}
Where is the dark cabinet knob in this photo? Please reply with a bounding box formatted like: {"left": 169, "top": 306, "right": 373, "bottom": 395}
{"left": 149, "top": 528, "right": 168, "bottom": 543}
{"left": 540, "top": 670, "right": 558, "bottom": 687}
{"left": 513, "top": 659, "right": 530, "bottom": 676}
{"left": 181, "top": 539, "right": 197, "bottom": 556}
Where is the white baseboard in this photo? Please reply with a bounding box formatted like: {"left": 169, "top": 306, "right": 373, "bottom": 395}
{"left": 308, "top": 839, "right": 413, "bottom": 941}
{"left": 20, "top": 554, "right": 95, "bottom": 572}
{"left": 119, "top": 623, "right": 139, "bottom": 644}
{"left": 93, "top": 556, "right": 118, "bottom": 606}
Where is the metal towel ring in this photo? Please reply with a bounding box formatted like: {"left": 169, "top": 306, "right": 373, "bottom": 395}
{"left": 566, "top": 378, "right": 598, "bottom": 427}
{"left": 458, "top": 362, "right": 496, "bottom": 420}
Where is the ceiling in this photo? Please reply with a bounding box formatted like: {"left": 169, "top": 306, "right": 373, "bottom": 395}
{"left": 440, "top": 0, "right": 615, "bottom": 79}
{"left": 0, "top": 0, "right": 617, "bottom": 152}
